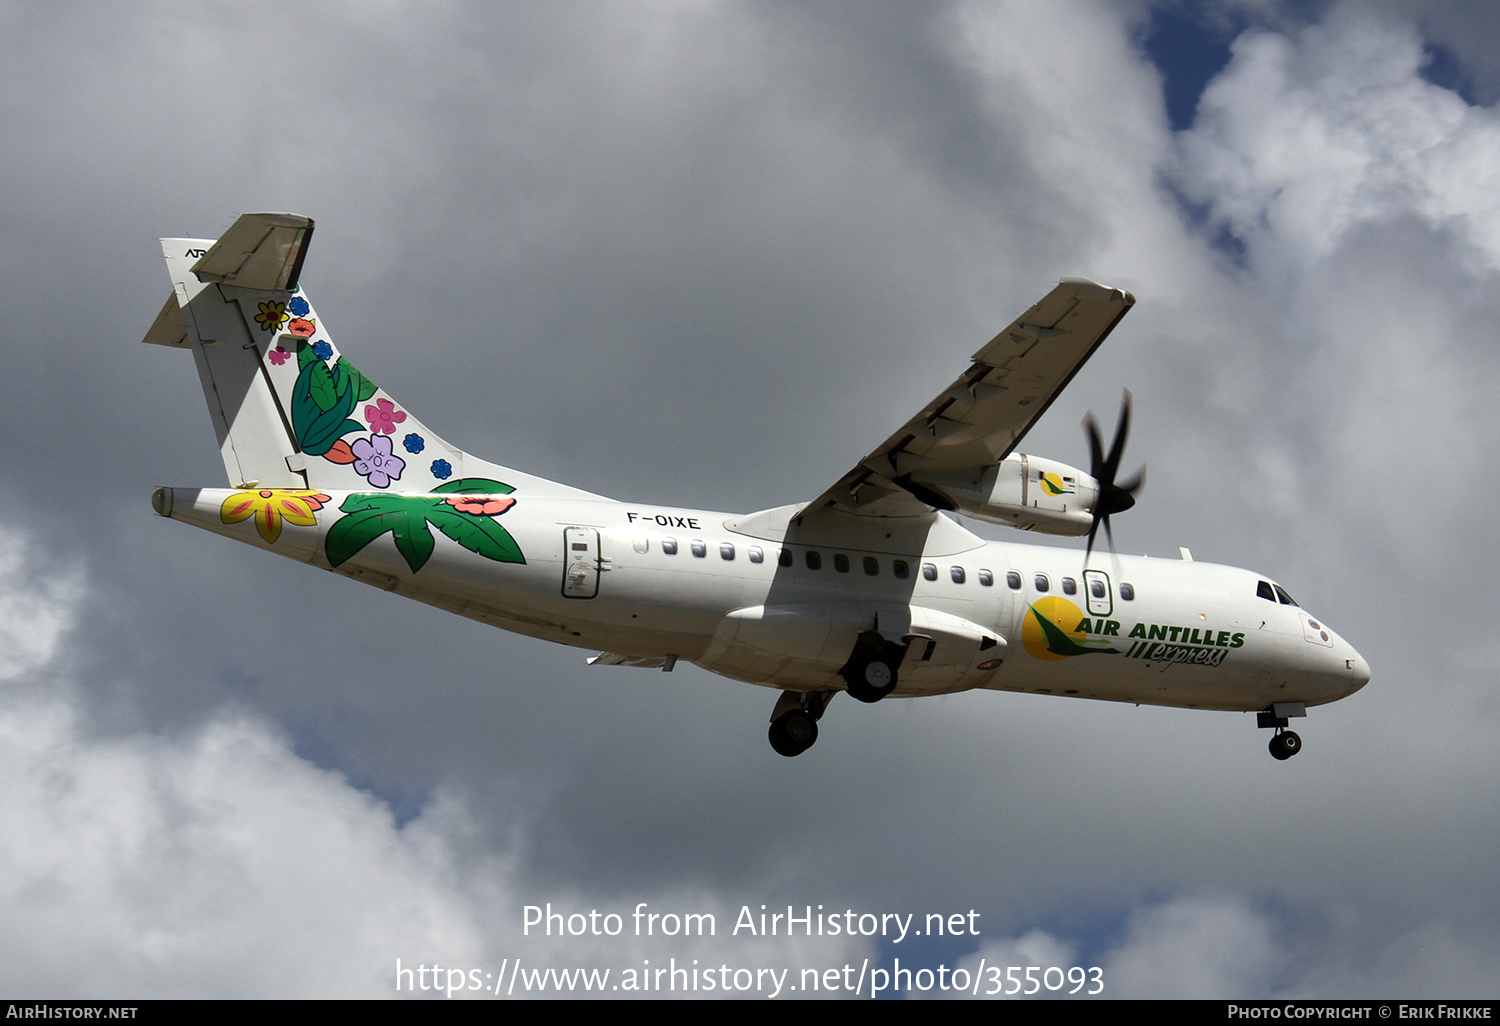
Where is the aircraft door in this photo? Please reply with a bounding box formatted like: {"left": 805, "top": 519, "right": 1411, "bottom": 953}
{"left": 1082, "top": 569, "right": 1113, "bottom": 617}
{"left": 562, "top": 527, "right": 601, "bottom": 599}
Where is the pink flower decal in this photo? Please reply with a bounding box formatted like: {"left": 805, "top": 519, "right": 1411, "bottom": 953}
{"left": 267, "top": 348, "right": 289, "bottom": 366}
{"left": 364, "top": 398, "right": 407, "bottom": 435}
{"left": 445, "top": 496, "right": 515, "bottom": 516}
{"left": 351, "top": 434, "right": 405, "bottom": 488}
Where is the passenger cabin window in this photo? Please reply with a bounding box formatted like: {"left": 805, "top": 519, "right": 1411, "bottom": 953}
{"left": 951, "top": 566, "right": 966, "bottom": 584}
{"left": 863, "top": 556, "right": 879, "bottom": 576}
{"left": 805, "top": 551, "right": 822, "bottom": 571}
{"left": 1120, "top": 583, "right": 1135, "bottom": 601}
{"left": 1062, "top": 577, "right": 1076, "bottom": 595}
{"left": 749, "top": 545, "right": 764, "bottom": 564}
{"left": 893, "top": 560, "right": 910, "bottom": 580}
{"left": 1006, "top": 571, "right": 1022, "bottom": 590}
{"left": 978, "top": 569, "right": 993, "bottom": 587}
{"left": 691, "top": 539, "right": 706, "bottom": 558}
{"left": 1090, "top": 579, "right": 1106, "bottom": 599}
{"left": 1034, "top": 573, "right": 1049, "bottom": 593}
{"left": 778, "top": 548, "right": 792, "bottom": 568}
{"left": 922, "top": 563, "right": 938, "bottom": 581}
{"left": 662, "top": 537, "right": 678, "bottom": 556}
{"left": 1257, "top": 580, "right": 1277, "bottom": 602}
{"left": 720, "top": 542, "right": 735, "bottom": 561}
{"left": 633, "top": 537, "right": 649, "bottom": 554}
{"left": 834, "top": 554, "right": 850, "bottom": 573}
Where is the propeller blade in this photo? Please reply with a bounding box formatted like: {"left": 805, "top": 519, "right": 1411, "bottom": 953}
{"left": 1082, "top": 390, "right": 1145, "bottom": 563}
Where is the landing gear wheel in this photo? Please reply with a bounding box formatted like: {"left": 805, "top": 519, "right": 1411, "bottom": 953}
{"left": 1269, "top": 730, "right": 1302, "bottom": 761}
{"left": 844, "top": 658, "right": 897, "bottom": 704}
{"left": 769, "top": 710, "right": 819, "bottom": 757}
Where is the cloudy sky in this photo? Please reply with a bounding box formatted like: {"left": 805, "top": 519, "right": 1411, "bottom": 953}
{"left": 1, "top": 0, "right": 1497, "bottom": 999}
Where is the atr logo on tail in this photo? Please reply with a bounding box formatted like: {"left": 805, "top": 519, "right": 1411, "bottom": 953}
{"left": 1021, "top": 597, "right": 1120, "bottom": 661}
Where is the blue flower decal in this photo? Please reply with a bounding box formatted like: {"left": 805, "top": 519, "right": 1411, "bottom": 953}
{"left": 311, "top": 340, "right": 333, "bottom": 360}
{"left": 431, "top": 459, "right": 452, "bottom": 480}
{"left": 289, "top": 296, "right": 310, "bottom": 317}
{"left": 403, "top": 433, "right": 426, "bottom": 454}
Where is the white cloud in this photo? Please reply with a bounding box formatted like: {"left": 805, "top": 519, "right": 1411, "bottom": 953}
{"left": 0, "top": 525, "right": 873, "bottom": 997}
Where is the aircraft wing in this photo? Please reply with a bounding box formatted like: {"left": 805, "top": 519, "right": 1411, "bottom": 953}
{"left": 801, "top": 277, "right": 1135, "bottom": 520}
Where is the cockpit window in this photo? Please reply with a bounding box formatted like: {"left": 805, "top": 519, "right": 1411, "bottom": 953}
{"left": 1273, "top": 584, "right": 1299, "bottom": 607}
{"left": 1257, "top": 580, "right": 1276, "bottom": 602}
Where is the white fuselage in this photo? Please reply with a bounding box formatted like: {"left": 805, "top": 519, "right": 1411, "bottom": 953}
{"left": 160, "top": 488, "right": 1370, "bottom": 714}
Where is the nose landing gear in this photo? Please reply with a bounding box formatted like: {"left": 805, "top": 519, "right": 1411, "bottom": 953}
{"left": 1258, "top": 702, "right": 1306, "bottom": 761}
{"left": 1268, "top": 729, "right": 1301, "bottom": 761}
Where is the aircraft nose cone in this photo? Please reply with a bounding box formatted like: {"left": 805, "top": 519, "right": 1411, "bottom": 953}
{"left": 1347, "top": 648, "right": 1371, "bottom": 694}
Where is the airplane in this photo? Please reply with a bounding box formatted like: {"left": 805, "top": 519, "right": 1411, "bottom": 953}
{"left": 143, "top": 212, "right": 1370, "bottom": 760}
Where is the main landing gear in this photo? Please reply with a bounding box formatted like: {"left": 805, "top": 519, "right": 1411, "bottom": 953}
{"left": 768, "top": 690, "right": 834, "bottom": 758}
{"left": 1258, "top": 702, "right": 1307, "bottom": 761}
{"left": 838, "top": 630, "right": 908, "bottom": 704}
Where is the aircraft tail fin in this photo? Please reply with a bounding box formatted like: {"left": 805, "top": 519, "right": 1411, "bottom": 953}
{"left": 147, "top": 212, "right": 601, "bottom": 498}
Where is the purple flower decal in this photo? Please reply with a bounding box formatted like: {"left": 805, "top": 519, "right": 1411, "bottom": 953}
{"left": 351, "top": 434, "right": 405, "bottom": 488}
{"left": 430, "top": 459, "right": 452, "bottom": 480}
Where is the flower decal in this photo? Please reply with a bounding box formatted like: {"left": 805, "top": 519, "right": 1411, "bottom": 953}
{"left": 364, "top": 398, "right": 407, "bottom": 435}
{"left": 267, "top": 348, "right": 290, "bottom": 366}
{"left": 220, "top": 489, "right": 331, "bottom": 544}
{"left": 254, "top": 301, "right": 289, "bottom": 332}
{"left": 289, "top": 296, "right": 310, "bottom": 317}
{"left": 403, "top": 433, "right": 425, "bottom": 454}
{"left": 351, "top": 434, "right": 405, "bottom": 488}
{"left": 288, "top": 317, "right": 316, "bottom": 337}
{"left": 430, "top": 459, "right": 452, "bottom": 480}
{"left": 445, "top": 496, "right": 514, "bottom": 516}
{"left": 311, "top": 340, "right": 334, "bottom": 360}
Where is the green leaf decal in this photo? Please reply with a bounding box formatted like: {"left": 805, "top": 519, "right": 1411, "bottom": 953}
{"left": 325, "top": 507, "right": 399, "bottom": 568}
{"left": 308, "top": 360, "right": 339, "bottom": 412}
{"left": 291, "top": 358, "right": 360, "bottom": 456}
{"left": 432, "top": 477, "right": 515, "bottom": 495}
{"left": 325, "top": 490, "right": 525, "bottom": 573}
{"left": 340, "top": 359, "right": 380, "bottom": 402}
{"left": 428, "top": 508, "right": 525, "bottom": 564}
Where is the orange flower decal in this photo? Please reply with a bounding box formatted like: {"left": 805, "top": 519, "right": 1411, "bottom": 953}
{"left": 220, "top": 489, "right": 332, "bottom": 544}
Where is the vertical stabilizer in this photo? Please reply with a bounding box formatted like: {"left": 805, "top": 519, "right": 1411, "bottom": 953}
{"left": 147, "top": 212, "right": 603, "bottom": 499}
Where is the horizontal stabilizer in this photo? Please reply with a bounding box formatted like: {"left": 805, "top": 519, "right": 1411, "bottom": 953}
{"left": 191, "top": 212, "right": 313, "bottom": 292}
{"left": 141, "top": 291, "right": 188, "bottom": 347}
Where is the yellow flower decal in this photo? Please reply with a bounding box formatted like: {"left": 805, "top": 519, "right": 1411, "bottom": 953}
{"left": 253, "top": 300, "right": 289, "bottom": 332}
{"left": 220, "top": 490, "right": 332, "bottom": 544}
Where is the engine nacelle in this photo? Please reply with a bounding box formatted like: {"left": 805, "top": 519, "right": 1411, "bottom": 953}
{"left": 907, "top": 453, "right": 1098, "bottom": 535}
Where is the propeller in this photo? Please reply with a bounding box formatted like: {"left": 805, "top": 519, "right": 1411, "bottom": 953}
{"left": 1083, "top": 390, "right": 1146, "bottom": 562}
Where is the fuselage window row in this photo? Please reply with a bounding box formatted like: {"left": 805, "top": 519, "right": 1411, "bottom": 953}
{"left": 643, "top": 536, "right": 1136, "bottom": 597}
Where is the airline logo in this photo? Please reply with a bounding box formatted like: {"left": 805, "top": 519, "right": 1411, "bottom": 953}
{"left": 1038, "top": 472, "right": 1074, "bottom": 497}
{"left": 1023, "top": 598, "right": 1248, "bottom": 666}
{"left": 1022, "top": 598, "right": 1119, "bottom": 661}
